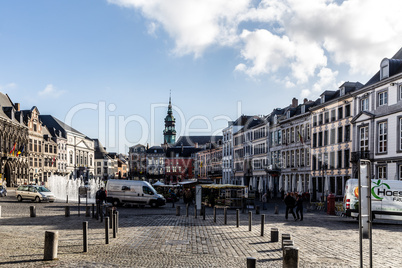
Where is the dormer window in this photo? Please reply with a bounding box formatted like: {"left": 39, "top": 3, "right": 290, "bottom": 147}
{"left": 340, "top": 87, "right": 345, "bottom": 96}
{"left": 321, "top": 95, "right": 325, "bottom": 104}
{"left": 301, "top": 105, "right": 305, "bottom": 114}
{"left": 274, "top": 115, "right": 278, "bottom": 125}
{"left": 287, "top": 111, "right": 290, "bottom": 119}
{"left": 380, "top": 59, "right": 390, "bottom": 80}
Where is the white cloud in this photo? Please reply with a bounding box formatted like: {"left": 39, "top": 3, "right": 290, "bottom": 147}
{"left": 0, "top": 82, "right": 17, "bottom": 91}
{"left": 109, "top": 0, "right": 402, "bottom": 88}
{"left": 38, "top": 84, "right": 65, "bottom": 98}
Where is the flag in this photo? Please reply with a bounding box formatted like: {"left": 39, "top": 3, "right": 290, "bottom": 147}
{"left": 17, "top": 145, "right": 25, "bottom": 157}
{"left": 51, "top": 156, "right": 56, "bottom": 166}
{"left": 9, "top": 142, "right": 16, "bottom": 154}
{"left": 298, "top": 131, "right": 304, "bottom": 144}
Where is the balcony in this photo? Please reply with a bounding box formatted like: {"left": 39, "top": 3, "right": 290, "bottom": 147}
{"left": 351, "top": 151, "right": 372, "bottom": 163}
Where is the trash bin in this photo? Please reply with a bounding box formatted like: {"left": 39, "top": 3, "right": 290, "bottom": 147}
{"left": 327, "top": 193, "right": 335, "bottom": 215}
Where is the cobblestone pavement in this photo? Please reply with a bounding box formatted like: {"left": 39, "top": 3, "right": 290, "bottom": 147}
{"left": 1, "top": 190, "right": 402, "bottom": 267}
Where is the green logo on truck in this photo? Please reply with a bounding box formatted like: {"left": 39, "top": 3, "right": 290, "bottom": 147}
{"left": 371, "top": 180, "right": 390, "bottom": 200}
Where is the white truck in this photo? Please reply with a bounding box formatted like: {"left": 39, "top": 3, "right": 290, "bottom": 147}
{"left": 106, "top": 179, "right": 166, "bottom": 207}
{"left": 343, "top": 178, "right": 402, "bottom": 220}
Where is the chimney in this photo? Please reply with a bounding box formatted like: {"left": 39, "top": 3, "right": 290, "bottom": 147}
{"left": 14, "top": 103, "right": 20, "bottom": 111}
{"left": 303, "top": 98, "right": 308, "bottom": 104}
{"left": 291, "top": 98, "right": 298, "bottom": 108}
{"left": 195, "top": 142, "right": 198, "bottom": 148}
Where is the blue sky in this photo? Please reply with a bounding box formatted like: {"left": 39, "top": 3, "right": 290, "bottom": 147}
{"left": 1, "top": 0, "right": 402, "bottom": 153}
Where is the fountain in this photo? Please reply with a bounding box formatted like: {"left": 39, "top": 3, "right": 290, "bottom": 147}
{"left": 47, "top": 175, "right": 105, "bottom": 203}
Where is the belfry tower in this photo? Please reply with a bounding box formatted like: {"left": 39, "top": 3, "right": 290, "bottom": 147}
{"left": 163, "top": 92, "right": 176, "bottom": 145}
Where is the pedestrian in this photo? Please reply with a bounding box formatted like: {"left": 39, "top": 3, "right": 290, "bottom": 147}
{"left": 96, "top": 187, "right": 106, "bottom": 218}
{"left": 296, "top": 194, "right": 303, "bottom": 221}
{"left": 262, "top": 192, "right": 267, "bottom": 210}
{"left": 284, "top": 192, "right": 297, "bottom": 221}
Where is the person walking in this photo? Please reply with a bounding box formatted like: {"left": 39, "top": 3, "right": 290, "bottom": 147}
{"left": 295, "top": 194, "right": 304, "bottom": 221}
{"left": 262, "top": 192, "right": 267, "bottom": 210}
{"left": 284, "top": 192, "right": 296, "bottom": 221}
{"left": 96, "top": 187, "right": 106, "bottom": 218}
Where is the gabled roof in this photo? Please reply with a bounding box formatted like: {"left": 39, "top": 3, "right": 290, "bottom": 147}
{"left": 365, "top": 46, "right": 402, "bottom": 87}
{"left": 350, "top": 111, "right": 375, "bottom": 124}
{"left": 166, "top": 146, "right": 202, "bottom": 158}
{"left": 40, "top": 115, "right": 86, "bottom": 139}
{"left": 175, "top": 136, "right": 223, "bottom": 147}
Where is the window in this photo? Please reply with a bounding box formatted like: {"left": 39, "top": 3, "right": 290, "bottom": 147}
{"left": 399, "top": 165, "right": 402, "bottom": 180}
{"left": 345, "top": 104, "right": 351, "bottom": 117}
{"left": 400, "top": 117, "right": 402, "bottom": 151}
{"left": 381, "top": 64, "right": 389, "bottom": 79}
{"left": 306, "top": 149, "right": 310, "bottom": 166}
{"left": 301, "top": 149, "right": 305, "bottom": 166}
{"left": 378, "top": 166, "right": 387, "bottom": 179}
{"left": 330, "top": 152, "right": 335, "bottom": 169}
{"left": 361, "top": 98, "right": 369, "bottom": 111}
{"left": 378, "top": 91, "right": 388, "bottom": 106}
{"left": 378, "top": 122, "right": 387, "bottom": 153}
{"left": 45, "top": 144, "right": 48, "bottom": 153}
{"left": 338, "top": 107, "right": 343, "bottom": 120}
{"left": 318, "top": 132, "right": 323, "bottom": 147}
{"left": 306, "top": 124, "right": 310, "bottom": 140}
{"left": 338, "top": 127, "right": 343, "bottom": 143}
{"left": 344, "top": 125, "right": 350, "bottom": 142}
{"left": 318, "top": 114, "right": 323, "bottom": 125}
{"left": 331, "top": 110, "right": 336, "bottom": 122}
{"left": 400, "top": 85, "right": 402, "bottom": 100}
{"left": 34, "top": 140, "right": 37, "bottom": 152}
{"left": 324, "top": 130, "right": 328, "bottom": 146}
{"left": 344, "top": 149, "right": 350, "bottom": 168}
{"left": 337, "top": 151, "right": 342, "bottom": 169}
{"left": 360, "top": 126, "right": 369, "bottom": 152}
{"left": 330, "top": 129, "right": 336, "bottom": 145}
{"left": 324, "top": 112, "right": 329, "bottom": 123}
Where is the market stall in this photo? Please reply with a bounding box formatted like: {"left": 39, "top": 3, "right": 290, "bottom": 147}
{"left": 201, "top": 184, "right": 247, "bottom": 209}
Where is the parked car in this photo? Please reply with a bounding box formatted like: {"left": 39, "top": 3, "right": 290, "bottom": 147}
{"left": 15, "top": 185, "right": 56, "bottom": 202}
{"left": 0, "top": 185, "right": 7, "bottom": 197}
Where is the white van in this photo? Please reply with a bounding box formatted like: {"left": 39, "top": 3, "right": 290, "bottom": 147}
{"left": 343, "top": 178, "right": 402, "bottom": 220}
{"left": 106, "top": 179, "right": 166, "bottom": 207}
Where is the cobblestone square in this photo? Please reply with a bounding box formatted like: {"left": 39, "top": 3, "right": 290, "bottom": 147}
{"left": 1, "top": 193, "right": 401, "bottom": 267}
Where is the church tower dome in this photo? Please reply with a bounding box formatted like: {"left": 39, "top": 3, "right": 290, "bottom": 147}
{"left": 163, "top": 92, "right": 176, "bottom": 145}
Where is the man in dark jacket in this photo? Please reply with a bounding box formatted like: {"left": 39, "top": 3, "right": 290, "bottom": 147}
{"left": 284, "top": 192, "right": 296, "bottom": 220}
{"left": 295, "top": 194, "right": 303, "bottom": 221}
{"left": 96, "top": 187, "right": 106, "bottom": 217}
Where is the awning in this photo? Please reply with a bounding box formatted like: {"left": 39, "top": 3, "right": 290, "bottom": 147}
{"left": 178, "top": 180, "right": 197, "bottom": 185}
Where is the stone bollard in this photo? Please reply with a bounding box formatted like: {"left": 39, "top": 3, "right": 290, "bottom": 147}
{"left": 224, "top": 207, "right": 227, "bottom": 225}
{"left": 194, "top": 205, "right": 197, "bottom": 219}
{"left": 104, "top": 217, "right": 109, "bottom": 244}
{"left": 236, "top": 209, "right": 240, "bottom": 228}
{"left": 112, "top": 213, "right": 117, "bottom": 238}
{"left": 202, "top": 206, "right": 206, "bottom": 220}
{"left": 261, "top": 214, "right": 265, "bottom": 236}
{"left": 246, "top": 257, "right": 256, "bottom": 268}
{"left": 176, "top": 206, "right": 181, "bottom": 216}
{"left": 83, "top": 221, "right": 88, "bottom": 253}
{"left": 282, "top": 234, "right": 291, "bottom": 249}
{"left": 85, "top": 206, "right": 91, "bottom": 217}
{"left": 283, "top": 246, "right": 299, "bottom": 268}
{"left": 256, "top": 205, "right": 260, "bottom": 215}
{"left": 248, "top": 211, "right": 252, "bottom": 231}
{"left": 283, "top": 240, "right": 294, "bottom": 251}
{"left": 30, "top": 206, "right": 36, "bottom": 217}
{"left": 65, "top": 206, "right": 70, "bottom": 217}
{"left": 275, "top": 204, "right": 279, "bottom": 214}
{"left": 213, "top": 206, "right": 216, "bottom": 223}
{"left": 271, "top": 228, "right": 279, "bottom": 242}
{"left": 109, "top": 208, "right": 113, "bottom": 229}
{"left": 116, "top": 211, "right": 119, "bottom": 234}
{"left": 43, "top": 231, "right": 59, "bottom": 260}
